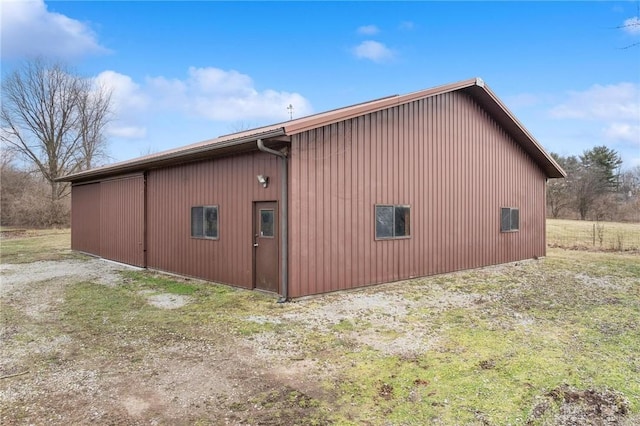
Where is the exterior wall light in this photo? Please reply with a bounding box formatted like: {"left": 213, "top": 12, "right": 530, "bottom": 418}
{"left": 257, "top": 174, "right": 269, "bottom": 188}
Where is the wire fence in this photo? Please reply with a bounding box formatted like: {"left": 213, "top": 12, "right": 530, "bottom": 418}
{"left": 547, "top": 219, "right": 640, "bottom": 252}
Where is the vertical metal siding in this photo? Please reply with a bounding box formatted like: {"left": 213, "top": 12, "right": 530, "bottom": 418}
{"left": 146, "top": 151, "right": 281, "bottom": 288}
{"left": 99, "top": 175, "right": 145, "bottom": 267}
{"left": 71, "top": 183, "right": 101, "bottom": 255}
{"left": 289, "top": 91, "right": 547, "bottom": 297}
{"left": 71, "top": 176, "right": 145, "bottom": 267}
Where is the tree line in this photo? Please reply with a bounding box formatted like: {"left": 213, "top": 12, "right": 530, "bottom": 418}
{"left": 548, "top": 146, "right": 640, "bottom": 222}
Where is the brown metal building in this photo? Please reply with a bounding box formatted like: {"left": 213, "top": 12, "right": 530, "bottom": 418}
{"left": 59, "top": 78, "right": 565, "bottom": 299}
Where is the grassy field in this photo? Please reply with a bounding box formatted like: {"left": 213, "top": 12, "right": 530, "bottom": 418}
{"left": 1, "top": 226, "right": 639, "bottom": 425}
{"left": 547, "top": 218, "right": 640, "bottom": 251}
{"left": 0, "top": 228, "right": 76, "bottom": 263}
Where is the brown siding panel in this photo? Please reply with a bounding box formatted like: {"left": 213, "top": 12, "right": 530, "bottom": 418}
{"left": 70, "top": 87, "right": 548, "bottom": 298}
{"left": 71, "top": 176, "right": 145, "bottom": 267}
{"left": 146, "top": 152, "right": 281, "bottom": 288}
{"left": 71, "top": 183, "right": 101, "bottom": 255}
{"left": 99, "top": 175, "right": 145, "bottom": 267}
{"left": 289, "top": 91, "right": 547, "bottom": 297}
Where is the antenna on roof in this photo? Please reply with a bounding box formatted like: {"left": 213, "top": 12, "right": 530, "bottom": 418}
{"left": 287, "top": 104, "right": 294, "bottom": 120}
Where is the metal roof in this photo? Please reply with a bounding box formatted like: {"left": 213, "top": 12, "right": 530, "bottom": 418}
{"left": 59, "top": 77, "right": 565, "bottom": 182}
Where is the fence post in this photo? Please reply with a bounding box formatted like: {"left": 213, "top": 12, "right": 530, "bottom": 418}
{"left": 592, "top": 223, "right": 596, "bottom": 246}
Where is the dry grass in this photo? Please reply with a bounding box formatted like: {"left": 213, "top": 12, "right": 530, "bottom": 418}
{"left": 547, "top": 219, "right": 640, "bottom": 251}
{"left": 0, "top": 228, "right": 75, "bottom": 263}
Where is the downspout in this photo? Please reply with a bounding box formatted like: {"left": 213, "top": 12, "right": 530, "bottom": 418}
{"left": 257, "top": 139, "right": 289, "bottom": 303}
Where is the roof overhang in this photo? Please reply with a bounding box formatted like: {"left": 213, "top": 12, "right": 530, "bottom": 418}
{"left": 59, "top": 77, "right": 565, "bottom": 183}
{"left": 461, "top": 81, "right": 566, "bottom": 178}
{"left": 279, "top": 77, "right": 565, "bottom": 179}
{"left": 58, "top": 127, "right": 287, "bottom": 183}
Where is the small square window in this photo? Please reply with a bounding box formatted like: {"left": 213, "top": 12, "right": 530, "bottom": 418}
{"left": 501, "top": 207, "right": 519, "bottom": 232}
{"left": 191, "top": 206, "right": 219, "bottom": 239}
{"left": 260, "top": 209, "right": 275, "bottom": 237}
{"left": 375, "top": 205, "right": 410, "bottom": 239}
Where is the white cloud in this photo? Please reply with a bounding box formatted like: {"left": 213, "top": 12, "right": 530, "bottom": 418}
{"left": 91, "top": 67, "right": 313, "bottom": 142}
{"left": 353, "top": 40, "right": 394, "bottom": 63}
{"left": 549, "top": 83, "right": 639, "bottom": 121}
{"left": 357, "top": 25, "right": 380, "bottom": 36}
{"left": 549, "top": 82, "right": 640, "bottom": 147}
{"left": 107, "top": 126, "right": 147, "bottom": 139}
{"left": 93, "top": 67, "right": 314, "bottom": 159}
{"left": 1, "top": 0, "right": 109, "bottom": 59}
{"left": 603, "top": 123, "right": 640, "bottom": 145}
{"left": 148, "top": 67, "right": 313, "bottom": 121}
{"left": 622, "top": 16, "right": 640, "bottom": 35}
{"left": 95, "top": 71, "right": 150, "bottom": 113}
{"left": 94, "top": 71, "right": 149, "bottom": 141}
{"left": 188, "top": 67, "right": 253, "bottom": 95}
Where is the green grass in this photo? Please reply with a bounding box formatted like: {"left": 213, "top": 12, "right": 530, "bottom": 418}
{"left": 0, "top": 228, "right": 78, "bottom": 263}
{"left": 547, "top": 218, "right": 640, "bottom": 251}
{"left": 2, "top": 229, "right": 639, "bottom": 424}
{"left": 323, "top": 248, "right": 640, "bottom": 425}
{"left": 120, "top": 270, "right": 199, "bottom": 295}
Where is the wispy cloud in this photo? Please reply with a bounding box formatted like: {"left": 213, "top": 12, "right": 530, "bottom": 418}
{"left": 353, "top": 40, "right": 394, "bottom": 63}
{"left": 550, "top": 82, "right": 640, "bottom": 146}
{"left": 504, "top": 93, "right": 542, "bottom": 109}
{"left": 621, "top": 16, "right": 640, "bottom": 35}
{"left": 603, "top": 123, "right": 639, "bottom": 145}
{"left": 1, "top": 0, "right": 109, "bottom": 59}
{"left": 399, "top": 21, "right": 415, "bottom": 31}
{"left": 108, "top": 126, "right": 147, "bottom": 140}
{"left": 357, "top": 25, "right": 380, "bottom": 36}
{"left": 550, "top": 83, "right": 639, "bottom": 121}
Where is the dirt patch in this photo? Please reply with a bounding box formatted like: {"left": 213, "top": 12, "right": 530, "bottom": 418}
{"left": 0, "top": 259, "right": 331, "bottom": 425}
{"left": 527, "top": 386, "right": 631, "bottom": 426}
{"left": 139, "top": 290, "right": 191, "bottom": 309}
{"left": 0, "top": 259, "right": 130, "bottom": 296}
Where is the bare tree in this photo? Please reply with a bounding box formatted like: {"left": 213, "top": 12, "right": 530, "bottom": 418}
{"left": 0, "top": 58, "right": 111, "bottom": 224}
{"left": 77, "top": 84, "right": 111, "bottom": 169}
{"left": 547, "top": 153, "right": 576, "bottom": 218}
{"left": 227, "top": 120, "right": 257, "bottom": 134}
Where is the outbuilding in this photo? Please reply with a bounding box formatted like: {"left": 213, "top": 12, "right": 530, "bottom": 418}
{"left": 59, "top": 78, "right": 565, "bottom": 299}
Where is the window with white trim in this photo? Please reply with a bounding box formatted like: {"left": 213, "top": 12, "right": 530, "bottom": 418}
{"left": 191, "top": 206, "right": 219, "bottom": 239}
{"left": 501, "top": 207, "right": 519, "bottom": 232}
{"left": 375, "top": 205, "right": 411, "bottom": 239}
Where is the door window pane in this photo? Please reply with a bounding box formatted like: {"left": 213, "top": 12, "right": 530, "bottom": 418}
{"left": 260, "top": 209, "right": 275, "bottom": 237}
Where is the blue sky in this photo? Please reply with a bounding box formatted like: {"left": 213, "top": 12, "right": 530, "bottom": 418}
{"left": 2, "top": 1, "right": 639, "bottom": 169}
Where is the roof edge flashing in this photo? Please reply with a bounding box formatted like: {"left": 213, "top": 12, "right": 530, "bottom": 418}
{"left": 468, "top": 83, "right": 565, "bottom": 178}
{"left": 475, "top": 77, "right": 485, "bottom": 88}
{"left": 58, "top": 127, "right": 287, "bottom": 182}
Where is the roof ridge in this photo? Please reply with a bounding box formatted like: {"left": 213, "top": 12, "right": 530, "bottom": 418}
{"left": 58, "top": 77, "right": 565, "bottom": 182}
